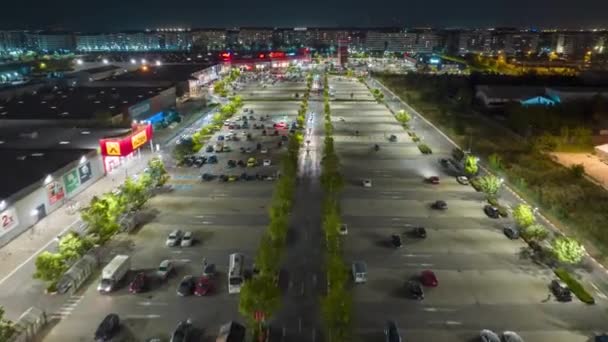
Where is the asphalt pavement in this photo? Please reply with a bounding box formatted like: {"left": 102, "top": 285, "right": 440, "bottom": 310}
{"left": 329, "top": 76, "right": 608, "bottom": 342}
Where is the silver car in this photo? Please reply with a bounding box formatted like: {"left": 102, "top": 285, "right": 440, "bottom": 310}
{"left": 180, "top": 231, "right": 193, "bottom": 247}
{"left": 502, "top": 331, "right": 524, "bottom": 342}
{"left": 165, "top": 230, "right": 182, "bottom": 247}
{"left": 480, "top": 329, "right": 500, "bottom": 342}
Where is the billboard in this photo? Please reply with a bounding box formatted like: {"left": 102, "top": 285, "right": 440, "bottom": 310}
{"left": 63, "top": 169, "right": 80, "bottom": 195}
{"left": 99, "top": 124, "right": 153, "bottom": 157}
{"left": 0, "top": 207, "right": 19, "bottom": 237}
{"left": 47, "top": 181, "right": 65, "bottom": 205}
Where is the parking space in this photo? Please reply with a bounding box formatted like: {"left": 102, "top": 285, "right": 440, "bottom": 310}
{"left": 42, "top": 74, "right": 305, "bottom": 341}
{"left": 329, "top": 76, "right": 608, "bottom": 342}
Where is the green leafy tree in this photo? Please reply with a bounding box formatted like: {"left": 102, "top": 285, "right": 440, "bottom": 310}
{"left": 34, "top": 251, "right": 67, "bottom": 283}
{"left": 513, "top": 204, "right": 535, "bottom": 228}
{"left": 488, "top": 153, "right": 503, "bottom": 171}
{"left": 0, "top": 307, "right": 17, "bottom": 341}
{"left": 463, "top": 155, "right": 479, "bottom": 176}
{"left": 552, "top": 237, "right": 585, "bottom": 264}
{"left": 239, "top": 275, "right": 281, "bottom": 325}
{"left": 147, "top": 157, "right": 169, "bottom": 186}
{"left": 395, "top": 110, "right": 411, "bottom": 125}
{"left": 119, "top": 178, "right": 148, "bottom": 210}
{"left": 81, "top": 194, "right": 122, "bottom": 242}
{"left": 478, "top": 175, "right": 503, "bottom": 199}
{"left": 255, "top": 235, "right": 282, "bottom": 276}
{"left": 570, "top": 164, "right": 585, "bottom": 178}
{"left": 521, "top": 224, "right": 549, "bottom": 242}
{"left": 58, "top": 232, "right": 93, "bottom": 262}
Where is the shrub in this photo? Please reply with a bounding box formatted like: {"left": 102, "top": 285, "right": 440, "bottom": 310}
{"left": 521, "top": 224, "right": 549, "bottom": 242}
{"left": 552, "top": 237, "right": 586, "bottom": 264}
{"left": 554, "top": 268, "right": 595, "bottom": 304}
{"left": 570, "top": 164, "right": 585, "bottom": 178}
{"left": 512, "top": 204, "right": 535, "bottom": 228}
{"left": 418, "top": 143, "right": 433, "bottom": 154}
{"left": 470, "top": 177, "right": 482, "bottom": 192}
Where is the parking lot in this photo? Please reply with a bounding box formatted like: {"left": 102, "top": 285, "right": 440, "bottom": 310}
{"left": 330, "top": 76, "right": 608, "bottom": 342}
{"left": 41, "top": 77, "right": 302, "bottom": 341}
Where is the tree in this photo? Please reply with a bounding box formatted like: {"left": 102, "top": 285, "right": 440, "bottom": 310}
{"left": 255, "top": 235, "right": 282, "bottom": 276}
{"left": 120, "top": 178, "right": 148, "bottom": 210}
{"left": 147, "top": 157, "right": 169, "bottom": 186}
{"left": 395, "top": 110, "right": 411, "bottom": 125}
{"left": 463, "top": 155, "right": 479, "bottom": 176}
{"left": 58, "top": 232, "right": 93, "bottom": 262}
{"left": 478, "top": 175, "right": 503, "bottom": 199}
{"left": 34, "top": 251, "right": 67, "bottom": 283}
{"left": 488, "top": 153, "right": 503, "bottom": 171}
{"left": 512, "top": 204, "right": 535, "bottom": 228}
{"left": 81, "top": 194, "right": 122, "bottom": 242}
{"left": 570, "top": 164, "right": 585, "bottom": 178}
{"left": 552, "top": 237, "right": 585, "bottom": 264}
{"left": 521, "top": 224, "right": 549, "bottom": 242}
{"left": 239, "top": 275, "right": 281, "bottom": 326}
{"left": 0, "top": 307, "right": 17, "bottom": 342}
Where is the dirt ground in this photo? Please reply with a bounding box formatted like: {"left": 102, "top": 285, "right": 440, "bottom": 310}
{"left": 551, "top": 152, "right": 608, "bottom": 190}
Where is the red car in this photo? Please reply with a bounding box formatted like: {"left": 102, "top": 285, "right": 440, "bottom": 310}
{"left": 426, "top": 176, "right": 440, "bottom": 184}
{"left": 129, "top": 272, "right": 147, "bottom": 294}
{"left": 194, "top": 276, "right": 213, "bottom": 296}
{"left": 420, "top": 270, "right": 438, "bottom": 287}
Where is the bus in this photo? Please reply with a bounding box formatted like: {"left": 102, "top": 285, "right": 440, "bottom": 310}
{"left": 228, "top": 253, "right": 245, "bottom": 294}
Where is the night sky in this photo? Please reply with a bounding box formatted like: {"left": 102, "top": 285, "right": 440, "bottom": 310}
{"left": 1, "top": 0, "right": 606, "bottom": 31}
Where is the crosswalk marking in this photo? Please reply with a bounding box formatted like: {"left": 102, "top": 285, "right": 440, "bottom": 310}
{"left": 49, "top": 295, "right": 83, "bottom": 320}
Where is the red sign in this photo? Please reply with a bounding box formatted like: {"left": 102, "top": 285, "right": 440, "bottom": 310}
{"left": 47, "top": 181, "right": 65, "bottom": 205}
{"left": 0, "top": 207, "right": 19, "bottom": 237}
{"left": 253, "top": 311, "right": 265, "bottom": 322}
{"left": 100, "top": 124, "right": 153, "bottom": 157}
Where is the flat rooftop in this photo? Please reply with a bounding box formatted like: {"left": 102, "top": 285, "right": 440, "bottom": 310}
{"left": 0, "top": 126, "right": 130, "bottom": 150}
{"left": 0, "top": 148, "right": 93, "bottom": 199}
{"left": 107, "top": 64, "right": 211, "bottom": 83}
{"left": 0, "top": 85, "right": 172, "bottom": 120}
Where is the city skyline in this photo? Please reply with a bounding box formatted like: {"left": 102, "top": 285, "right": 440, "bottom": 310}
{"left": 1, "top": 0, "right": 607, "bottom": 31}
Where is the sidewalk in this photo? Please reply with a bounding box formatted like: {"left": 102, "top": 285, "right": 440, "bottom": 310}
{"left": 0, "top": 152, "right": 150, "bottom": 285}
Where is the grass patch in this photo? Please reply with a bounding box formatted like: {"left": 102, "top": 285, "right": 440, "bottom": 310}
{"left": 554, "top": 268, "right": 595, "bottom": 304}
{"left": 418, "top": 143, "right": 433, "bottom": 154}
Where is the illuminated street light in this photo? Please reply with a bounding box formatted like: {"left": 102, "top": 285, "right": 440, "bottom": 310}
{"left": 130, "top": 58, "right": 136, "bottom": 64}
{"left": 76, "top": 59, "right": 83, "bottom": 65}
{"left": 155, "top": 60, "right": 162, "bottom": 66}
{"left": 102, "top": 58, "right": 109, "bottom": 64}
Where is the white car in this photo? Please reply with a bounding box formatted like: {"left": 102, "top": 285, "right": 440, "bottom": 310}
{"left": 165, "top": 230, "right": 182, "bottom": 247}
{"left": 157, "top": 259, "right": 174, "bottom": 279}
{"left": 339, "top": 224, "right": 348, "bottom": 235}
{"left": 263, "top": 159, "right": 271, "bottom": 166}
{"left": 480, "top": 330, "right": 501, "bottom": 342}
{"left": 260, "top": 148, "right": 268, "bottom": 154}
{"left": 456, "top": 176, "right": 469, "bottom": 185}
{"left": 502, "top": 331, "right": 524, "bottom": 342}
{"left": 362, "top": 179, "right": 372, "bottom": 188}
{"left": 180, "top": 231, "right": 193, "bottom": 247}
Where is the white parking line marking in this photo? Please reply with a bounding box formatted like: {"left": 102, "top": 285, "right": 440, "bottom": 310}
{"left": 405, "top": 263, "right": 434, "bottom": 267}
{"left": 125, "top": 314, "right": 162, "bottom": 319}
{"left": 138, "top": 301, "right": 168, "bottom": 306}
{"left": 402, "top": 254, "right": 431, "bottom": 257}
{"left": 446, "top": 320, "right": 462, "bottom": 325}
{"left": 201, "top": 221, "right": 213, "bottom": 225}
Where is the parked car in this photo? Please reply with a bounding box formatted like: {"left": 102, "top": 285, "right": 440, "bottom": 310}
{"left": 261, "top": 148, "right": 268, "bottom": 154}
{"left": 95, "top": 314, "right": 120, "bottom": 342}
{"left": 503, "top": 226, "right": 520, "bottom": 239}
{"left": 456, "top": 176, "right": 469, "bottom": 185}
{"left": 426, "top": 176, "right": 440, "bottom": 184}
{"left": 439, "top": 158, "right": 450, "bottom": 167}
{"left": 181, "top": 231, "right": 193, "bottom": 247}
{"left": 157, "top": 260, "right": 174, "bottom": 280}
{"left": 420, "top": 270, "right": 438, "bottom": 287}
{"left": 206, "top": 145, "right": 214, "bottom": 153}
{"left": 550, "top": 279, "right": 572, "bottom": 302}
{"left": 129, "top": 272, "right": 147, "bottom": 293}
{"left": 166, "top": 230, "right": 183, "bottom": 247}
{"left": 247, "top": 157, "right": 257, "bottom": 167}
{"left": 484, "top": 205, "right": 500, "bottom": 219}
{"left": 170, "top": 319, "right": 193, "bottom": 342}
{"left": 390, "top": 234, "right": 402, "bottom": 248}
{"left": 431, "top": 200, "right": 447, "bottom": 210}
{"left": 362, "top": 179, "right": 372, "bottom": 188}
{"left": 263, "top": 159, "right": 271, "bottom": 166}
{"left": 389, "top": 134, "right": 397, "bottom": 142}
{"left": 237, "top": 160, "right": 246, "bottom": 167}
{"left": 194, "top": 276, "right": 213, "bottom": 296}
{"left": 502, "top": 331, "right": 525, "bottom": 342}
{"left": 413, "top": 227, "right": 427, "bottom": 238}
{"left": 227, "top": 160, "right": 237, "bottom": 168}
{"left": 201, "top": 173, "right": 214, "bottom": 181}
{"left": 207, "top": 155, "right": 218, "bottom": 164}
{"left": 384, "top": 320, "right": 402, "bottom": 342}
{"left": 177, "top": 275, "right": 195, "bottom": 296}
{"left": 406, "top": 280, "right": 424, "bottom": 300}
{"left": 339, "top": 224, "right": 348, "bottom": 235}
{"left": 479, "top": 329, "right": 501, "bottom": 342}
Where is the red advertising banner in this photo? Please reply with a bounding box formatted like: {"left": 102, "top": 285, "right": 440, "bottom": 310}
{"left": 47, "top": 181, "right": 65, "bottom": 205}
{"left": 99, "top": 124, "right": 153, "bottom": 157}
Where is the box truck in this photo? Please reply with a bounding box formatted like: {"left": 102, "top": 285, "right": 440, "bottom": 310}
{"left": 98, "top": 255, "right": 130, "bottom": 293}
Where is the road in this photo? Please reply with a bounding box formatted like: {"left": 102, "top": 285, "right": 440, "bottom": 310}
{"left": 39, "top": 77, "right": 308, "bottom": 341}
{"left": 329, "top": 75, "right": 608, "bottom": 342}
{"left": 272, "top": 89, "right": 325, "bottom": 341}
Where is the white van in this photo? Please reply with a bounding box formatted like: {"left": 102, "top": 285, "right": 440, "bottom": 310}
{"left": 352, "top": 261, "right": 367, "bottom": 284}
